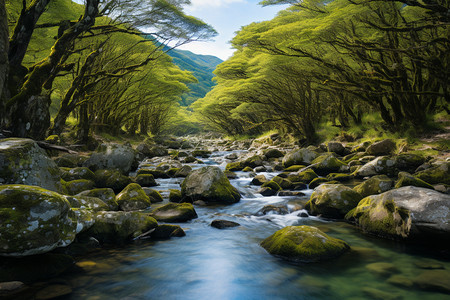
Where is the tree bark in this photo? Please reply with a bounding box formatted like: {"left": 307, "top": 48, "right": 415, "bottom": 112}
{"left": 0, "top": 0, "right": 8, "bottom": 126}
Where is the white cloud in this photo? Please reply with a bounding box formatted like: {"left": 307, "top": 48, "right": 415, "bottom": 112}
{"left": 188, "top": 0, "right": 247, "bottom": 10}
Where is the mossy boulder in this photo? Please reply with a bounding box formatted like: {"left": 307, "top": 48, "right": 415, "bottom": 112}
{"left": 415, "top": 162, "right": 450, "bottom": 185}
{"left": 142, "top": 188, "right": 163, "bottom": 203}
{"left": 64, "top": 195, "right": 109, "bottom": 212}
{"left": 309, "top": 178, "right": 330, "bottom": 189}
{"left": 243, "top": 155, "right": 264, "bottom": 168}
{"left": 306, "top": 184, "right": 363, "bottom": 219}
{"left": 93, "top": 169, "right": 132, "bottom": 193}
{"left": 353, "top": 175, "right": 394, "bottom": 198}
{"left": 271, "top": 176, "right": 293, "bottom": 189}
{"left": 61, "top": 167, "right": 95, "bottom": 182}
{"left": 395, "top": 172, "right": 434, "bottom": 189}
{"left": 355, "top": 156, "right": 398, "bottom": 177}
{"left": 191, "top": 149, "right": 211, "bottom": 158}
{"left": 396, "top": 153, "right": 426, "bottom": 173}
{"left": 327, "top": 142, "right": 346, "bottom": 156}
{"left": 256, "top": 204, "right": 289, "bottom": 216}
{"left": 150, "top": 203, "right": 198, "bottom": 222}
{"left": 135, "top": 174, "right": 157, "bottom": 187}
{"left": 81, "top": 211, "right": 157, "bottom": 244}
{"left": 0, "top": 138, "right": 63, "bottom": 192}
{"left": 251, "top": 174, "right": 267, "bottom": 186}
{"left": 76, "top": 188, "right": 118, "bottom": 210}
{"left": 181, "top": 166, "right": 241, "bottom": 204}
{"left": 263, "top": 148, "right": 284, "bottom": 159}
{"left": 169, "top": 189, "right": 183, "bottom": 203}
{"left": 116, "top": 183, "right": 151, "bottom": 211}
{"left": 326, "top": 173, "right": 354, "bottom": 182}
{"left": 225, "top": 161, "right": 243, "bottom": 172}
{"left": 261, "top": 180, "right": 282, "bottom": 191}
{"left": 63, "top": 179, "right": 95, "bottom": 196}
{"left": 137, "top": 168, "right": 169, "bottom": 179}
{"left": 282, "top": 148, "right": 319, "bottom": 168}
{"left": 366, "top": 139, "right": 396, "bottom": 156}
{"left": 0, "top": 185, "right": 78, "bottom": 257}
{"left": 310, "top": 153, "right": 347, "bottom": 176}
{"left": 260, "top": 226, "right": 350, "bottom": 263}
{"left": 83, "top": 143, "right": 138, "bottom": 174}
{"left": 175, "top": 165, "right": 193, "bottom": 177}
{"left": 292, "top": 169, "right": 318, "bottom": 184}
{"left": 284, "top": 165, "right": 306, "bottom": 172}
{"left": 151, "top": 224, "right": 186, "bottom": 239}
{"left": 346, "top": 186, "right": 450, "bottom": 241}
{"left": 242, "top": 166, "right": 253, "bottom": 172}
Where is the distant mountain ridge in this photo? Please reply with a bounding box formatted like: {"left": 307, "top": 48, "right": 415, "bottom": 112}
{"left": 164, "top": 47, "right": 223, "bottom": 106}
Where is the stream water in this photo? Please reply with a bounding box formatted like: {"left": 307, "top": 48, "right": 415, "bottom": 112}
{"left": 60, "top": 149, "right": 450, "bottom": 300}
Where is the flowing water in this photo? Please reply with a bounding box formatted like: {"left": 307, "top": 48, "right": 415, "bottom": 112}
{"left": 60, "top": 150, "right": 450, "bottom": 300}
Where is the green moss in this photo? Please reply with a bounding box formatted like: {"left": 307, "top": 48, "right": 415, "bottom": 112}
{"left": 271, "top": 176, "right": 293, "bottom": 189}
{"left": 294, "top": 169, "right": 319, "bottom": 184}
{"left": 353, "top": 175, "right": 393, "bottom": 198}
{"left": 415, "top": 162, "right": 450, "bottom": 185}
{"left": 150, "top": 203, "right": 198, "bottom": 222}
{"left": 284, "top": 165, "right": 306, "bottom": 172}
{"left": 226, "top": 161, "right": 243, "bottom": 171}
{"left": 169, "top": 189, "right": 182, "bottom": 203}
{"left": 311, "top": 154, "right": 347, "bottom": 176}
{"left": 135, "top": 174, "right": 157, "bottom": 187}
{"left": 326, "top": 173, "right": 354, "bottom": 182}
{"left": 309, "top": 178, "right": 330, "bottom": 189}
{"left": 63, "top": 179, "right": 95, "bottom": 196}
{"left": 76, "top": 188, "right": 118, "bottom": 210}
{"left": 116, "top": 183, "right": 151, "bottom": 211}
{"left": 242, "top": 166, "right": 253, "bottom": 172}
{"left": 395, "top": 172, "right": 434, "bottom": 189}
{"left": 262, "top": 180, "right": 282, "bottom": 191}
{"left": 260, "top": 226, "right": 350, "bottom": 263}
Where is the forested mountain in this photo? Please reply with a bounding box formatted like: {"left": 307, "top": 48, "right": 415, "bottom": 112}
{"left": 164, "top": 47, "right": 223, "bottom": 106}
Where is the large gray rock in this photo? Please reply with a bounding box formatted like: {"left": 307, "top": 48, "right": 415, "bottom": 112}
{"left": 181, "top": 166, "right": 241, "bottom": 204}
{"left": 366, "top": 139, "right": 396, "bottom": 156}
{"left": 116, "top": 183, "right": 151, "bottom": 211}
{"left": 346, "top": 186, "right": 450, "bottom": 241}
{"left": 150, "top": 203, "right": 198, "bottom": 222}
{"left": 0, "top": 185, "right": 78, "bottom": 257}
{"left": 83, "top": 143, "right": 137, "bottom": 174}
{"left": 0, "top": 138, "right": 62, "bottom": 192}
{"left": 354, "top": 156, "right": 397, "bottom": 177}
{"left": 282, "top": 148, "right": 319, "bottom": 168}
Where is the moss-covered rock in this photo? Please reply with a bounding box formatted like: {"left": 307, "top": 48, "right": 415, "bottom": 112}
{"left": 181, "top": 166, "right": 241, "bottom": 204}
{"left": 135, "top": 174, "right": 157, "bottom": 187}
{"left": 137, "top": 168, "right": 170, "bottom": 179}
{"left": 346, "top": 186, "right": 450, "bottom": 241}
{"left": 63, "top": 179, "right": 95, "bottom": 196}
{"left": 256, "top": 204, "right": 289, "bottom": 216}
{"left": 150, "top": 203, "right": 198, "bottom": 222}
{"left": 81, "top": 211, "right": 158, "bottom": 244}
{"left": 354, "top": 156, "right": 398, "bottom": 177}
{"left": 243, "top": 155, "right": 264, "bottom": 168}
{"left": 263, "top": 148, "right": 284, "bottom": 159}
{"left": 64, "top": 195, "right": 109, "bottom": 212}
{"left": 415, "top": 162, "right": 450, "bottom": 185}
{"left": 260, "top": 226, "right": 350, "bottom": 263}
{"left": 353, "top": 175, "right": 394, "bottom": 198}
{"left": 258, "top": 187, "right": 278, "bottom": 196}
{"left": 261, "top": 180, "right": 282, "bottom": 191}
{"left": 142, "top": 188, "right": 163, "bottom": 203}
{"left": 169, "top": 189, "right": 183, "bottom": 203}
{"left": 413, "top": 269, "right": 450, "bottom": 294}
{"left": 366, "top": 139, "right": 396, "bottom": 156}
{"left": 306, "top": 184, "right": 363, "bottom": 219}
{"left": 309, "top": 178, "right": 330, "bottom": 189}
{"left": 242, "top": 166, "right": 253, "bottom": 172}
{"left": 151, "top": 224, "right": 186, "bottom": 239}
{"left": 292, "top": 169, "right": 318, "bottom": 184}
{"left": 0, "top": 138, "right": 63, "bottom": 192}
{"left": 61, "top": 167, "right": 95, "bottom": 182}
{"left": 310, "top": 153, "right": 347, "bottom": 176}
{"left": 116, "top": 183, "right": 151, "bottom": 211}
{"left": 93, "top": 169, "right": 132, "bottom": 193}
{"left": 395, "top": 172, "right": 434, "bottom": 189}
{"left": 326, "top": 173, "right": 354, "bottom": 182}
{"left": 396, "top": 153, "right": 426, "bottom": 173}
{"left": 175, "top": 165, "right": 193, "bottom": 177}
{"left": 191, "top": 149, "right": 211, "bottom": 158}
{"left": 0, "top": 185, "right": 77, "bottom": 257}
{"left": 83, "top": 143, "right": 138, "bottom": 174}
{"left": 251, "top": 174, "right": 267, "bottom": 186}
{"left": 76, "top": 188, "right": 118, "bottom": 210}
{"left": 271, "top": 176, "right": 293, "bottom": 189}
{"left": 327, "top": 141, "right": 346, "bottom": 156}
{"left": 284, "top": 165, "right": 306, "bottom": 172}
{"left": 225, "top": 161, "right": 243, "bottom": 172}
{"left": 282, "top": 148, "right": 319, "bottom": 168}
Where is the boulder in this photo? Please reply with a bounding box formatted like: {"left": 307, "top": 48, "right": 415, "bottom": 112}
{"left": 326, "top": 173, "right": 354, "bottom": 182}
{"left": 93, "top": 169, "right": 132, "bottom": 192}
{"left": 353, "top": 175, "right": 394, "bottom": 198}
{"left": 142, "top": 188, "right": 163, "bottom": 203}
{"left": 181, "top": 166, "right": 241, "bottom": 204}
{"left": 327, "top": 142, "right": 346, "bottom": 156}
{"left": 82, "top": 211, "right": 158, "bottom": 244}
{"left": 260, "top": 226, "right": 350, "bottom": 263}
{"left": 137, "top": 168, "right": 169, "bottom": 179}
{"left": 225, "top": 161, "right": 243, "bottom": 171}
{"left": 291, "top": 169, "right": 318, "bottom": 184}
{"left": 175, "top": 165, "right": 193, "bottom": 177}
{"left": 151, "top": 224, "right": 186, "bottom": 239}
{"left": 271, "top": 176, "right": 293, "bottom": 189}
{"left": 258, "top": 187, "right": 278, "bottom": 196}
{"left": 63, "top": 179, "right": 95, "bottom": 195}
{"left": 191, "top": 149, "right": 211, "bottom": 158}
{"left": 413, "top": 269, "right": 450, "bottom": 294}
{"left": 76, "top": 188, "right": 118, "bottom": 210}
{"left": 150, "top": 203, "right": 198, "bottom": 222}
{"left": 415, "top": 162, "right": 450, "bottom": 185}
{"left": 147, "top": 145, "right": 169, "bottom": 157}
{"left": 243, "top": 155, "right": 264, "bottom": 168}
{"left": 396, "top": 153, "right": 426, "bottom": 173}
{"left": 0, "top": 138, "right": 62, "bottom": 192}
{"left": 83, "top": 143, "right": 137, "bottom": 174}
{"left": 306, "top": 184, "right": 363, "bottom": 219}
{"left": 256, "top": 204, "right": 289, "bottom": 216}
{"left": 135, "top": 174, "right": 157, "bottom": 187}
{"left": 0, "top": 185, "right": 77, "bottom": 257}
{"left": 251, "top": 174, "right": 267, "bottom": 186}
{"left": 64, "top": 195, "right": 109, "bottom": 212}
{"left": 309, "top": 178, "right": 330, "bottom": 189}
{"left": 116, "top": 183, "right": 151, "bottom": 211}
{"left": 354, "top": 156, "right": 397, "bottom": 177}
{"left": 169, "top": 189, "right": 182, "bottom": 203}
{"left": 310, "top": 153, "right": 347, "bottom": 176}
{"left": 261, "top": 180, "right": 282, "bottom": 191}
{"left": 346, "top": 186, "right": 450, "bottom": 241}
{"left": 211, "top": 220, "right": 240, "bottom": 229}
{"left": 263, "top": 148, "right": 284, "bottom": 159}
{"left": 366, "top": 139, "right": 396, "bottom": 156}
{"left": 61, "top": 167, "right": 95, "bottom": 182}
{"left": 395, "top": 172, "right": 434, "bottom": 189}
{"left": 282, "top": 148, "right": 319, "bottom": 168}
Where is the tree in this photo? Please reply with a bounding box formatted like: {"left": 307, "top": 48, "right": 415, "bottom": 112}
{"left": 0, "top": 0, "right": 8, "bottom": 120}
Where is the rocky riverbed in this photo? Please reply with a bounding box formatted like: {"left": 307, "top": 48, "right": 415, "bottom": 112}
{"left": 0, "top": 134, "right": 449, "bottom": 299}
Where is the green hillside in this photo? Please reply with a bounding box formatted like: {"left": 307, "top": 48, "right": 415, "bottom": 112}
{"left": 164, "top": 47, "right": 223, "bottom": 107}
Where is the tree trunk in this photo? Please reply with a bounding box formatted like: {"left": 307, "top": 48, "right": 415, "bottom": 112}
{"left": 0, "top": 0, "right": 8, "bottom": 126}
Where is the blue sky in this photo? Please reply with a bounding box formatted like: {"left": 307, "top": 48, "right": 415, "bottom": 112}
{"left": 178, "top": 0, "right": 288, "bottom": 60}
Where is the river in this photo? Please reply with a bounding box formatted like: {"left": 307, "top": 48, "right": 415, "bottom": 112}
{"left": 60, "top": 148, "right": 450, "bottom": 300}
